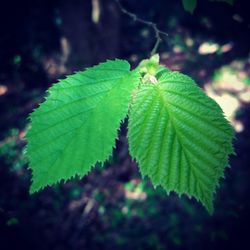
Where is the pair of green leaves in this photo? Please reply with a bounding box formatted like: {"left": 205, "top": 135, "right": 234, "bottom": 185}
{"left": 26, "top": 56, "right": 234, "bottom": 214}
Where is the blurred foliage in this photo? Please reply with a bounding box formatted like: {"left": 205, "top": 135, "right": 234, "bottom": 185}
{"left": 213, "top": 61, "right": 250, "bottom": 86}
{"left": 0, "top": 128, "right": 27, "bottom": 172}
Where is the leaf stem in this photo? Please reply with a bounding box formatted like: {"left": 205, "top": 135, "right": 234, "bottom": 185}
{"left": 115, "top": 0, "right": 168, "bottom": 56}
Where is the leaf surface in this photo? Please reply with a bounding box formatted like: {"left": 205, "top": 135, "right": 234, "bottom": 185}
{"left": 128, "top": 69, "right": 234, "bottom": 213}
{"left": 26, "top": 59, "right": 139, "bottom": 192}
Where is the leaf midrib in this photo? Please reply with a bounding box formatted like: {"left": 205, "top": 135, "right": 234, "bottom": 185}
{"left": 155, "top": 84, "right": 205, "bottom": 197}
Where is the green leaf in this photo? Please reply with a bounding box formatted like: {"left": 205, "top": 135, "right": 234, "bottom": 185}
{"left": 182, "top": 0, "right": 197, "bottom": 13}
{"left": 26, "top": 59, "right": 140, "bottom": 193}
{"left": 128, "top": 68, "right": 234, "bottom": 213}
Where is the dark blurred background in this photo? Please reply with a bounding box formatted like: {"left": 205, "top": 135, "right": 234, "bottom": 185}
{"left": 0, "top": 0, "right": 250, "bottom": 249}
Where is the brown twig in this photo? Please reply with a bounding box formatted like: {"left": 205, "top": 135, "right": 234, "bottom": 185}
{"left": 115, "top": 0, "right": 168, "bottom": 56}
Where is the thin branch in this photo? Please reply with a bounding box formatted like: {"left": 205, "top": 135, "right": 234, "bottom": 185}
{"left": 115, "top": 0, "right": 168, "bottom": 56}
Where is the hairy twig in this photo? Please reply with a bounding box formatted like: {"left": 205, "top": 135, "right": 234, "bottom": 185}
{"left": 115, "top": 0, "right": 168, "bottom": 56}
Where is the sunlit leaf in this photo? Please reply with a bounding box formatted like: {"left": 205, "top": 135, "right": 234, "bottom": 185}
{"left": 128, "top": 68, "right": 234, "bottom": 213}
{"left": 26, "top": 59, "right": 140, "bottom": 193}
